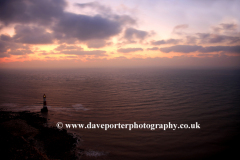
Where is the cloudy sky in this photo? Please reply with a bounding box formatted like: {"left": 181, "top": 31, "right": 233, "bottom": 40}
{"left": 0, "top": 0, "right": 240, "bottom": 68}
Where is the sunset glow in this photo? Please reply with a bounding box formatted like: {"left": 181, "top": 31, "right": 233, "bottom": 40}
{"left": 0, "top": 0, "right": 240, "bottom": 68}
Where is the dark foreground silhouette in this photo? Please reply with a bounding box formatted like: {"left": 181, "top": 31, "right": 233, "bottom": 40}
{"left": 0, "top": 110, "right": 81, "bottom": 160}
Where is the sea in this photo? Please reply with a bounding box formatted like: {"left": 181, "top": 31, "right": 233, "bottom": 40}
{"left": 0, "top": 68, "right": 240, "bottom": 160}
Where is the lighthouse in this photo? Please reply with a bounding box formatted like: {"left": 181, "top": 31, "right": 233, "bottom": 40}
{"left": 41, "top": 94, "right": 48, "bottom": 112}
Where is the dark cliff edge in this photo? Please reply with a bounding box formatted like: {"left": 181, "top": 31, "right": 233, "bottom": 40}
{"left": 0, "top": 110, "right": 82, "bottom": 160}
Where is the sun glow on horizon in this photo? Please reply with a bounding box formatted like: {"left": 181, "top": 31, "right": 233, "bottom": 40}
{"left": 0, "top": 0, "right": 240, "bottom": 68}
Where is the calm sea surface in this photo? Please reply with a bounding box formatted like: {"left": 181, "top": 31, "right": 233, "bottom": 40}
{"left": 0, "top": 68, "right": 240, "bottom": 159}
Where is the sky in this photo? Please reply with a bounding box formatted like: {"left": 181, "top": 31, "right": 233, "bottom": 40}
{"left": 0, "top": 0, "right": 240, "bottom": 68}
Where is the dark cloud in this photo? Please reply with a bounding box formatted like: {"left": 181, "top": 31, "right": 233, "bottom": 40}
{"left": 153, "top": 23, "right": 239, "bottom": 46}
{"left": 8, "top": 50, "right": 32, "bottom": 55}
{"left": 86, "top": 40, "right": 109, "bottom": 48}
{"left": 75, "top": 2, "right": 111, "bottom": 14}
{"left": 0, "top": 53, "right": 10, "bottom": 58}
{"left": 123, "top": 28, "right": 150, "bottom": 42}
{"left": 0, "top": 36, "right": 15, "bottom": 57}
{"left": 200, "top": 46, "right": 240, "bottom": 53}
{"left": 212, "top": 23, "right": 238, "bottom": 33}
{"left": 0, "top": 40, "right": 20, "bottom": 52}
{"left": 151, "top": 40, "right": 165, "bottom": 45}
{"left": 0, "top": 37, "right": 33, "bottom": 56}
{"left": 75, "top": 2, "right": 135, "bottom": 25}
{"left": 197, "top": 33, "right": 240, "bottom": 44}
{"left": 197, "top": 53, "right": 213, "bottom": 57}
{"left": 185, "top": 36, "right": 197, "bottom": 44}
{"left": 0, "top": 34, "right": 12, "bottom": 41}
{"left": 54, "top": 44, "right": 83, "bottom": 51}
{"left": 172, "top": 24, "right": 188, "bottom": 35}
{"left": 117, "top": 48, "right": 143, "bottom": 53}
{"left": 220, "top": 23, "right": 237, "bottom": 31}
{"left": 65, "top": 56, "right": 78, "bottom": 58}
{"left": 195, "top": 23, "right": 240, "bottom": 44}
{"left": 111, "top": 15, "right": 136, "bottom": 25}
{"left": 160, "top": 45, "right": 240, "bottom": 54}
{"left": 0, "top": 41, "right": 9, "bottom": 53}
{"left": 0, "top": 0, "right": 136, "bottom": 44}
{"left": 212, "top": 27, "right": 222, "bottom": 33}
{"left": 13, "top": 25, "right": 54, "bottom": 44}
{"left": 208, "top": 35, "right": 239, "bottom": 44}
{"left": 196, "top": 33, "right": 210, "bottom": 40}
{"left": 147, "top": 47, "right": 159, "bottom": 51}
{"left": 114, "top": 56, "right": 127, "bottom": 59}
{"left": 53, "top": 2, "right": 136, "bottom": 42}
{"left": 174, "top": 24, "right": 189, "bottom": 30}
{"left": 53, "top": 13, "right": 123, "bottom": 41}
{"left": 160, "top": 45, "right": 202, "bottom": 53}
{"left": 38, "top": 52, "right": 49, "bottom": 56}
{"left": 62, "top": 50, "right": 107, "bottom": 56}
{"left": 0, "top": 0, "right": 66, "bottom": 26}
{"left": 151, "top": 39, "right": 181, "bottom": 45}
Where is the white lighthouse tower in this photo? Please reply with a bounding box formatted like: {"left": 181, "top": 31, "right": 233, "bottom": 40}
{"left": 41, "top": 94, "right": 48, "bottom": 112}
